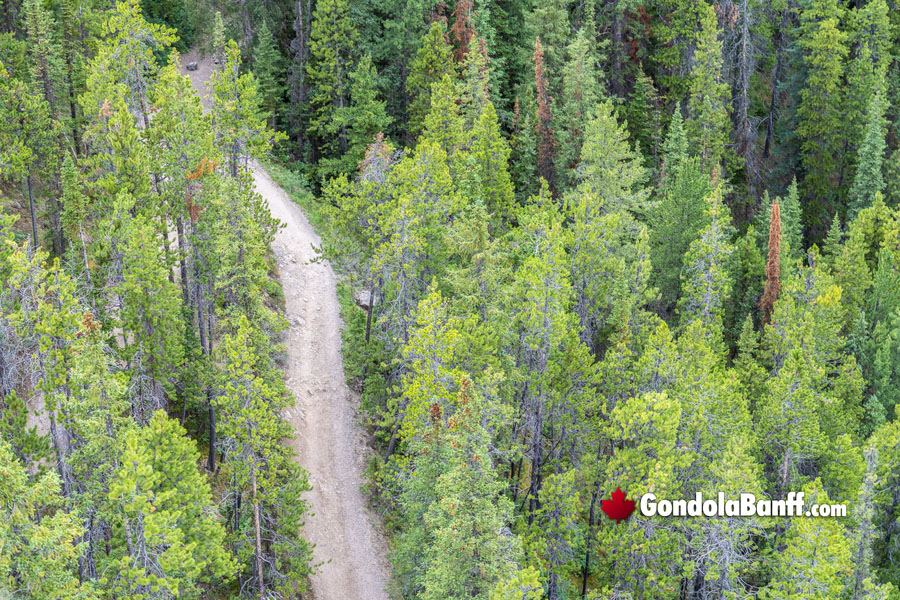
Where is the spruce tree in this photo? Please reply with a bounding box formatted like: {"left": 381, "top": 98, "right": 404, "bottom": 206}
{"left": 253, "top": 20, "right": 285, "bottom": 129}
{"left": 796, "top": 0, "right": 849, "bottom": 231}
{"left": 322, "top": 54, "right": 391, "bottom": 178}
{"left": 849, "top": 92, "right": 888, "bottom": 219}
{"left": 685, "top": 3, "right": 730, "bottom": 175}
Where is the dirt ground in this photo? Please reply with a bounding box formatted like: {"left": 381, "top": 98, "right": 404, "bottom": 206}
{"left": 181, "top": 51, "right": 392, "bottom": 600}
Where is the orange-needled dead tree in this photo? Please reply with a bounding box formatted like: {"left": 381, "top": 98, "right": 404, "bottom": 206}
{"left": 760, "top": 198, "right": 781, "bottom": 325}
{"left": 534, "top": 37, "right": 556, "bottom": 195}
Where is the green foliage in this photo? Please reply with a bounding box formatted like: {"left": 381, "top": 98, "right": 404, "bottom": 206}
{"left": 649, "top": 108, "right": 712, "bottom": 310}
{"left": 796, "top": 0, "right": 849, "bottom": 231}
{"left": 406, "top": 22, "right": 455, "bottom": 139}
{"left": 320, "top": 54, "right": 391, "bottom": 178}
{"left": 0, "top": 439, "right": 92, "bottom": 600}
{"left": 761, "top": 481, "right": 853, "bottom": 599}
{"left": 685, "top": 3, "right": 730, "bottom": 174}
{"left": 211, "top": 40, "right": 283, "bottom": 178}
{"left": 105, "top": 413, "right": 236, "bottom": 598}
{"left": 849, "top": 92, "right": 888, "bottom": 219}
{"left": 253, "top": 20, "right": 285, "bottom": 128}
{"left": 307, "top": 0, "right": 357, "bottom": 164}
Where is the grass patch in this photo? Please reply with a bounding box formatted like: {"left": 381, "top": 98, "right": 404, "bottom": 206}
{"left": 262, "top": 160, "right": 330, "bottom": 233}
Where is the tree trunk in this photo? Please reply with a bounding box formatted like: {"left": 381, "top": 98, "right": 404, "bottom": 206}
{"left": 364, "top": 284, "right": 375, "bottom": 343}
{"left": 251, "top": 461, "right": 266, "bottom": 599}
{"left": 175, "top": 216, "right": 190, "bottom": 307}
{"left": 27, "top": 175, "right": 38, "bottom": 250}
{"left": 763, "top": 9, "right": 787, "bottom": 159}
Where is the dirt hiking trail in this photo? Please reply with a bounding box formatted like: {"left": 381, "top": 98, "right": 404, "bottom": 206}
{"left": 181, "top": 51, "right": 391, "bottom": 600}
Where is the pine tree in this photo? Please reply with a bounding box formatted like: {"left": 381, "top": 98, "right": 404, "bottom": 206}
{"left": 460, "top": 35, "right": 492, "bottom": 124}
{"left": 762, "top": 481, "right": 853, "bottom": 599}
{"left": 98, "top": 0, "right": 177, "bottom": 129}
{"left": 450, "top": 0, "right": 474, "bottom": 63}
{"left": 533, "top": 37, "right": 556, "bottom": 194}
{"left": 649, "top": 107, "right": 712, "bottom": 309}
{"left": 869, "top": 419, "right": 900, "bottom": 587}
{"left": 105, "top": 413, "right": 236, "bottom": 597}
{"left": 678, "top": 184, "right": 735, "bottom": 331}
{"left": 210, "top": 40, "right": 282, "bottom": 178}
{"left": 0, "top": 439, "right": 90, "bottom": 600}
{"left": 465, "top": 100, "right": 515, "bottom": 221}
{"left": 571, "top": 99, "right": 649, "bottom": 216}
{"left": 726, "top": 228, "right": 765, "bottom": 345}
{"left": 421, "top": 74, "right": 464, "bottom": 156}
{"left": 760, "top": 198, "right": 781, "bottom": 325}
{"left": 554, "top": 26, "right": 604, "bottom": 189}
{"left": 0, "top": 61, "right": 59, "bottom": 250}
{"left": 22, "top": 0, "right": 62, "bottom": 115}
{"left": 253, "top": 20, "right": 285, "bottom": 129}
{"left": 212, "top": 11, "right": 226, "bottom": 68}
{"left": 407, "top": 21, "right": 455, "bottom": 139}
{"left": 421, "top": 377, "right": 518, "bottom": 600}
{"left": 306, "top": 0, "right": 357, "bottom": 162}
{"left": 626, "top": 63, "right": 661, "bottom": 170}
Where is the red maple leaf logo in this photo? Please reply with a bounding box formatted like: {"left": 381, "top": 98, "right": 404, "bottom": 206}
{"left": 601, "top": 487, "right": 635, "bottom": 523}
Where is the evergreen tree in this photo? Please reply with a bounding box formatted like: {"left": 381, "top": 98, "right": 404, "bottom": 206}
{"left": 849, "top": 92, "right": 888, "bottom": 219}
{"left": 465, "top": 100, "right": 515, "bottom": 221}
{"left": 307, "top": 0, "right": 357, "bottom": 164}
{"left": 533, "top": 37, "right": 556, "bottom": 194}
{"left": 210, "top": 40, "right": 282, "bottom": 178}
{"left": 869, "top": 419, "right": 900, "bottom": 587}
{"left": 571, "top": 99, "right": 649, "bottom": 216}
{"left": 760, "top": 198, "right": 781, "bottom": 325}
{"left": 796, "top": 0, "right": 849, "bottom": 231}
{"left": 321, "top": 54, "right": 391, "bottom": 178}
{"left": 406, "top": 21, "right": 455, "bottom": 139}
{"left": 212, "top": 11, "right": 226, "bottom": 68}
{"left": 0, "top": 61, "right": 59, "bottom": 249}
{"left": 649, "top": 108, "right": 712, "bottom": 309}
{"left": 626, "top": 63, "right": 661, "bottom": 170}
{"left": 105, "top": 413, "right": 236, "bottom": 598}
{"left": 685, "top": 3, "right": 730, "bottom": 175}
{"left": 678, "top": 184, "right": 734, "bottom": 330}
{"left": 554, "top": 25, "right": 604, "bottom": 189}
{"left": 762, "top": 481, "right": 853, "bottom": 599}
{"left": 253, "top": 20, "right": 285, "bottom": 129}
{"left": 0, "top": 439, "right": 91, "bottom": 600}
{"left": 421, "top": 378, "right": 518, "bottom": 600}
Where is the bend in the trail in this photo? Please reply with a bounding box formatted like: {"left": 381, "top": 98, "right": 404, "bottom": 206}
{"left": 181, "top": 51, "right": 391, "bottom": 600}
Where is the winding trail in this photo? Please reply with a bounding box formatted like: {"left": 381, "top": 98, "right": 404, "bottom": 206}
{"left": 181, "top": 52, "right": 391, "bottom": 600}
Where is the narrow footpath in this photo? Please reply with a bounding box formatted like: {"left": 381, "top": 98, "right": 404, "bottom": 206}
{"left": 182, "top": 52, "right": 391, "bottom": 600}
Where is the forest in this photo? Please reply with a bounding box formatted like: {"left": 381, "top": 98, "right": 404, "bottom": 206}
{"left": 1, "top": 0, "right": 900, "bottom": 598}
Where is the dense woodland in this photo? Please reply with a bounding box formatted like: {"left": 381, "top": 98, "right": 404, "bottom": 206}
{"left": 2, "top": 0, "right": 900, "bottom": 598}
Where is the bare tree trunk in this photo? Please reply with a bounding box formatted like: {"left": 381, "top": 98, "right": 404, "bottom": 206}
{"left": 763, "top": 9, "right": 787, "bottom": 159}
{"left": 251, "top": 462, "right": 266, "bottom": 599}
{"left": 612, "top": 10, "right": 624, "bottom": 98}
{"left": 26, "top": 175, "right": 38, "bottom": 250}
{"left": 175, "top": 216, "right": 190, "bottom": 307}
{"left": 364, "top": 283, "right": 375, "bottom": 343}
